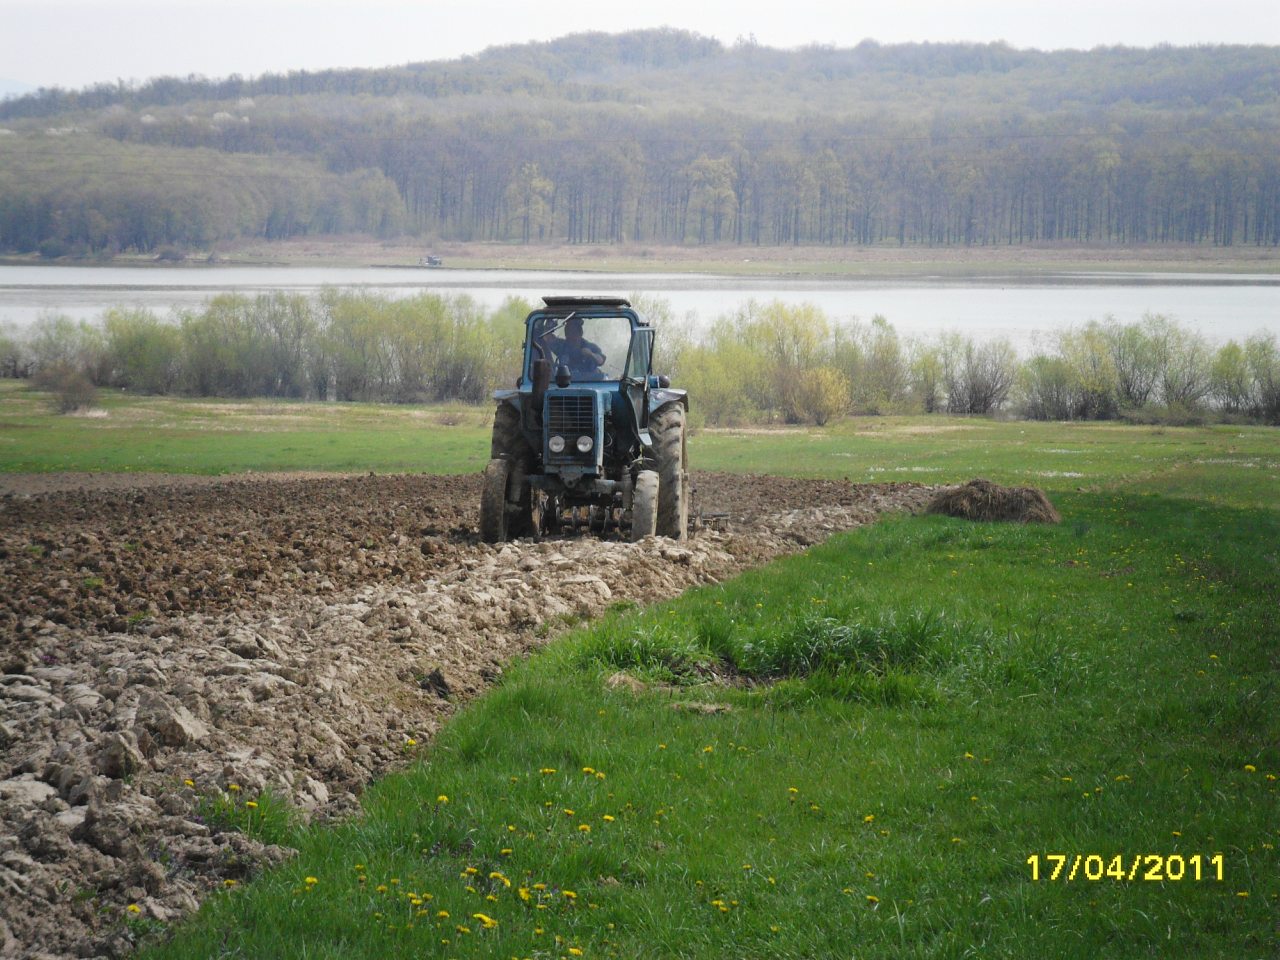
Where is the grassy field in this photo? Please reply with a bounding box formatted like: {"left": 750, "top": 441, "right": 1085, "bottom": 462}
{"left": 3, "top": 382, "right": 1277, "bottom": 958}
{"left": 3, "top": 380, "right": 1277, "bottom": 503}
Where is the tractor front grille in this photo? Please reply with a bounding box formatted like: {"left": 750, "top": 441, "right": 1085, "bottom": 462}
{"left": 548, "top": 394, "right": 594, "bottom": 437}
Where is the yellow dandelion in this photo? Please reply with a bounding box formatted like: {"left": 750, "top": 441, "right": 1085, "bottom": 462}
{"left": 1244, "top": 764, "right": 1256, "bottom": 772}
{"left": 500, "top": 848, "right": 513, "bottom": 856}
{"left": 437, "top": 794, "right": 449, "bottom": 804}
{"left": 375, "top": 884, "right": 388, "bottom": 893}
{"left": 533, "top": 883, "right": 547, "bottom": 891}
{"left": 564, "top": 808, "right": 575, "bottom": 816}
{"left": 223, "top": 879, "right": 237, "bottom": 888}
{"left": 540, "top": 767, "right": 557, "bottom": 775}
{"left": 183, "top": 778, "right": 195, "bottom": 787}
{"left": 595, "top": 771, "right": 606, "bottom": 780}
{"left": 562, "top": 890, "right": 577, "bottom": 900}
{"left": 863, "top": 814, "right": 875, "bottom": 823}
{"left": 126, "top": 904, "right": 142, "bottom": 914}
{"left": 227, "top": 783, "right": 240, "bottom": 792}
{"left": 519, "top": 887, "right": 531, "bottom": 901}
{"left": 245, "top": 800, "right": 258, "bottom": 809}
{"left": 436, "top": 909, "right": 449, "bottom": 918}
{"left": 703, "top": 745, "right": 714, "bottom": 753}
{"left": 472, "top": 912, "right": 498, "bottom": 928}
{"left": 582, "top": 767, "right": 595, "bottom": 774}
{"left": 304, "top": 876, "right": 318, "bottom": 886}
{"left": 1236, "top": 891, "right": 1249, "bottom": 898}
{"left": 866, "top": 894, "right": 879, "bottom": 904}
{"left": 569, "top": 949, "right": 584, "bottom": 957}
{"left": 602, "top": 814, "right": 615, "bottom": 822}
{"left": 658, "top": 743, "right": 667, "bottom": 750}
{"left": 578, "top": 824, "right": 591, "bottom": 833}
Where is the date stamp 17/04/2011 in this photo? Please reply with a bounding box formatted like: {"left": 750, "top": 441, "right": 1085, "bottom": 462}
{"left": 1026, "top": 853, "right": 1224, "bottom": 883}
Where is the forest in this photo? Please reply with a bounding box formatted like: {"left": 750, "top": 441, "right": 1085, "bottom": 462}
{"left": 1, "top": 31, "right": 1278, "bottom": 253}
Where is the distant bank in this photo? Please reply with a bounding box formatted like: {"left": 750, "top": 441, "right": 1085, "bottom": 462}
{"left": 8, "top": 238, "right": 1277, "bottom": 279}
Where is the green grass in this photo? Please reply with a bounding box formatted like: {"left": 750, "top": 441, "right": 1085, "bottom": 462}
{"left": 4, "top": 381, "right": 1276, "bottom": 957}
{"left": 695, "top": 418, "right": 1280, "bottom": 503}
{"left": 0, "top": 381, "right": 492, "bottom": 474}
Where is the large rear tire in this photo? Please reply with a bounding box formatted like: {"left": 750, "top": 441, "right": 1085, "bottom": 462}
{"left": 490, "top": 403, "right": 529, "bottom": 461}
{"left": 489, "top": 403, "right": 533, "bottom": 538}
{"left": 651, "top": 403, "right": 689, "bottom": 540}
{"left": 631, "top": 470, "right": 658, "bottom": 541}
{"left": 479, "top": 458, "right": 511, "bottom": 543}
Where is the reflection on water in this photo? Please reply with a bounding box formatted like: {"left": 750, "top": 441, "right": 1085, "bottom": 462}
{"left": 1, "top": 265, "right": 1276, "bottom": 350}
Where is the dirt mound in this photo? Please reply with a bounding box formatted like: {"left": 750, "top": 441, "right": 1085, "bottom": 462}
{"left": 0, "top": 471, "right": 934, "bottom": 959}
{"left": 925, "top": 478, "right": 1061, "bottom": 524}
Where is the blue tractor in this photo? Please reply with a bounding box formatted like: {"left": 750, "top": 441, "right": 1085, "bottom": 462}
{"left": 479, "top": 296, "right": 689, "bottom": 542}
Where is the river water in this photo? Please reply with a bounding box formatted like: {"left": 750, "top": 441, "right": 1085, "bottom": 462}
{"left": 1, "top": 264, "right": 1276, "bottom": 350}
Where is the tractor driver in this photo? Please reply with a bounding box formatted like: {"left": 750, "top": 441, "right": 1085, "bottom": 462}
{"left": 543, "top": 316, "right": 606, "bottom": 378}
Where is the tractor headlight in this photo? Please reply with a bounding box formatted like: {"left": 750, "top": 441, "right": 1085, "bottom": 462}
{"left": 549, "top": 435, "right": 566, "bottom": 453}
{"left": 576, "top": 435, "right": 594, "bottom": 453}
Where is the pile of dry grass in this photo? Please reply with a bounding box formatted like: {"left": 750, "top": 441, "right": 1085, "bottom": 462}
{"left": 926, "top": 478, "right": 1061, "bottom": 524}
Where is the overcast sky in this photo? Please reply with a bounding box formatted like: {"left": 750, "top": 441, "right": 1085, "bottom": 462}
{"left": 3, "top": 0, "right": 1279, "bottom": 91}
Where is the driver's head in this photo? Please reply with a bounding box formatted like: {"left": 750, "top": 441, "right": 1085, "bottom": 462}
{"left": 566, "top": 317, "right": 584, "bottom": 339}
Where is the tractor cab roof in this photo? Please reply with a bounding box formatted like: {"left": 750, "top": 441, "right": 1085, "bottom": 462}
{"left": 536, "top": 296, "right": 648, "bottom": 328}
{"left": 541, "top": 295, "right": 633, "bottom": 311}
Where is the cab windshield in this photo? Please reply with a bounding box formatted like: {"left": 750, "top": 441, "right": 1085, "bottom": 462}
{"left": 533, "top": 315, "right": 635, "bottom": 381}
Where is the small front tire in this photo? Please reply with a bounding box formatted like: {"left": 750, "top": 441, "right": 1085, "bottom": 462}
{"left": 631, "top": 469, "right": 659, "bottom": 541}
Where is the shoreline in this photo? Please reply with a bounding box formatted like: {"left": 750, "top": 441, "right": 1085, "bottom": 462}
{"left": 3, "top": 237, "right": 1278, "bottom": 279}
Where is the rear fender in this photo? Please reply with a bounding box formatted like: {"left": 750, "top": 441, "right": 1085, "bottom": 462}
{"left": 642, "top": 390, "right": 688, "bottom": 456}
{"left": 647, "top": 388, "right": 688, "bottom": 418}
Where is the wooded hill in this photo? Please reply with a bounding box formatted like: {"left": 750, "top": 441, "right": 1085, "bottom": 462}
{"left": 2, "top": 30, "right": 1278, "bottom": 254}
